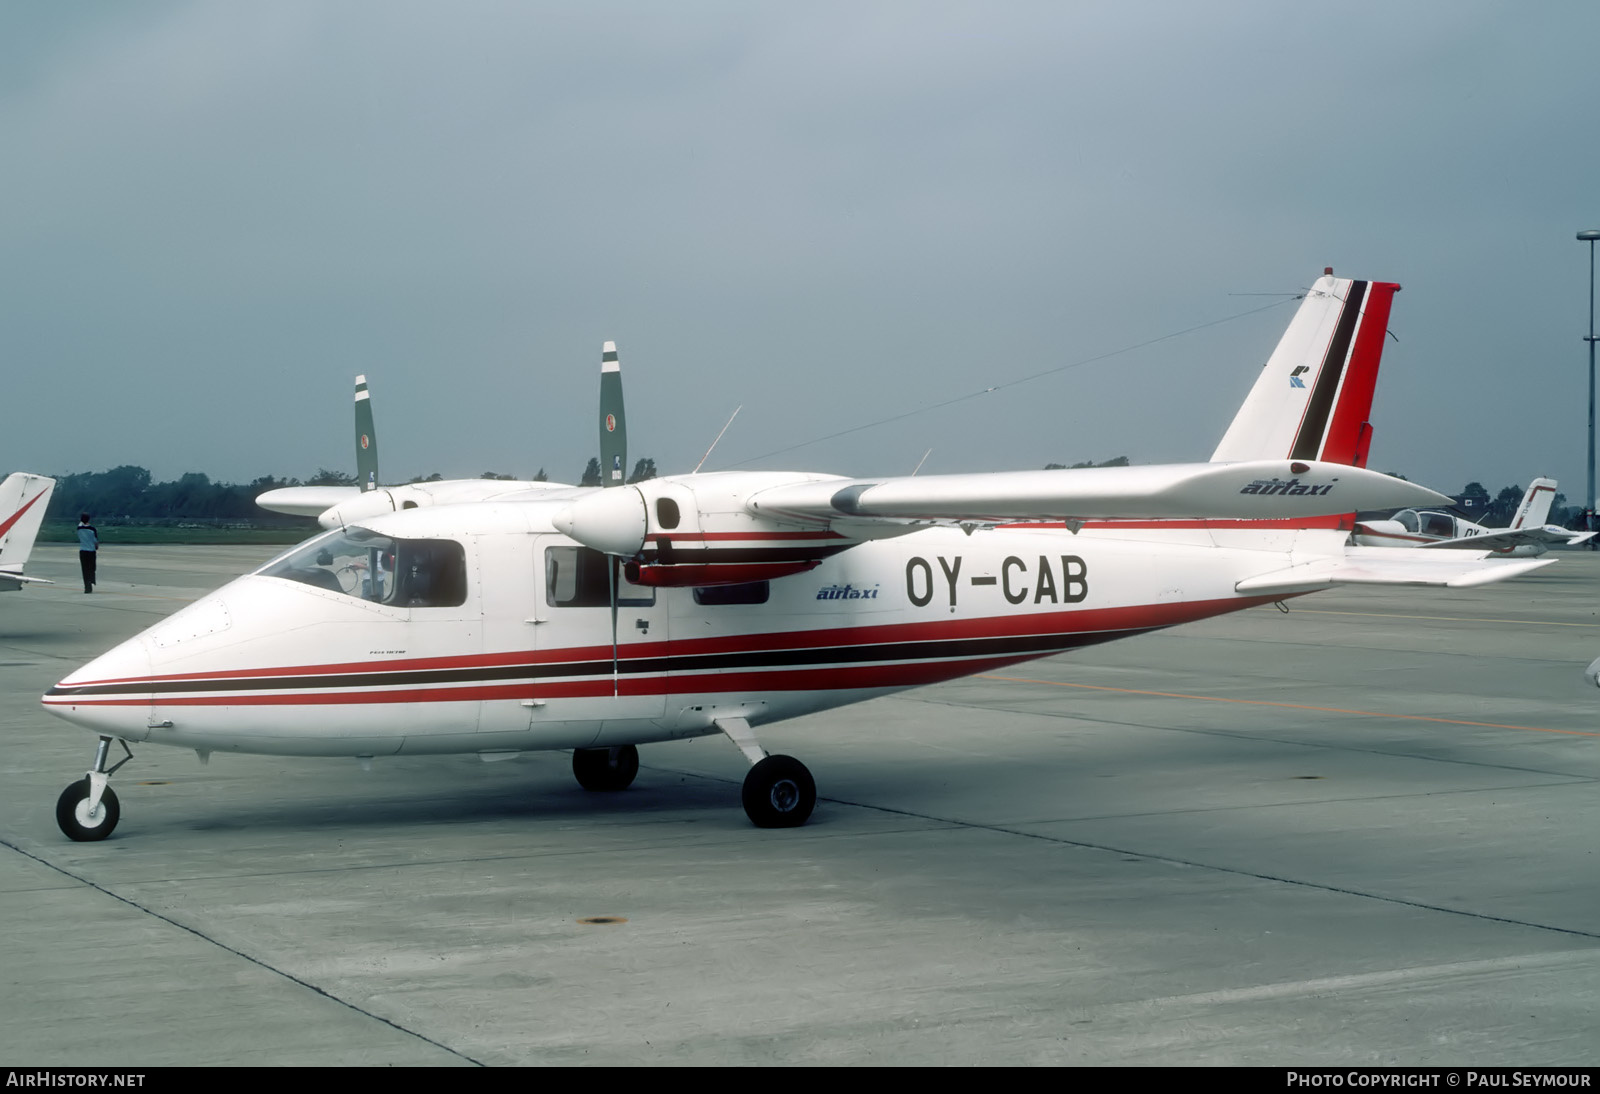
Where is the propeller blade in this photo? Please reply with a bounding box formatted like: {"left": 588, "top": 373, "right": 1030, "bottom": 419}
{"left": 354, "top": 375, "right": 379, "bottom": 491}
{"left": 600, "top": 341, "right": 627, "bottom": 487}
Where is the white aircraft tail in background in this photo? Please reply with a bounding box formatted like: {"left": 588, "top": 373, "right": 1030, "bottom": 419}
{"left": 1353, "top": 477, "right": 1594, "bottom": 556}
{"left": 0, "top": 473, "right": 57, "bottom": 591}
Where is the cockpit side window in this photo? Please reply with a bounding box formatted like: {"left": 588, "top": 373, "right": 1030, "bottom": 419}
{"left": 1421, "top": 512, "right": 1455, "bottom": 538}
{"left": 259, "top": 530, "right": 466, "bottom": 607}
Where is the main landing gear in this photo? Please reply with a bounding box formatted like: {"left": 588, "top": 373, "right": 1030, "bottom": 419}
{"left": 57, "top": 736, "right": 132, "bottom": 842}
{"left": 718, "top": 717, "right": 816, "bottom": 828}
{"left": 572, "top": 745, "right": 640, "bottom": 792}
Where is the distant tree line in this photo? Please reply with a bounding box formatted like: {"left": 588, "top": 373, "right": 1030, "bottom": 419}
{"left": 45, "top": 466, "right": 311, "bottom": 526}
{"left": 42, "top": 460, "right": 658, "bottom": 525}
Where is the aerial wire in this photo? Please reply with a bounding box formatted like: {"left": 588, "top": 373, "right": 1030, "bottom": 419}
{"left": 718, "top": 295, "right": 1298, "bottom": 470}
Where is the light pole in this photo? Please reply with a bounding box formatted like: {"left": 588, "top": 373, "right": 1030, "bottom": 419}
{"left": 1583, "top": 230, "right": 1600, "bottom": 534}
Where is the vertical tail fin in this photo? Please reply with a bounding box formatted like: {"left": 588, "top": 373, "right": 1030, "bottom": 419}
{"left": 354, "top": 375, "right": 379, "bottom": 491}
{"left": 1211, "top": 273, "right": 1400, "bottom": 467}
{"left": 1509, "top": 478, "right": 1558, "bottom": 530}
{"left": 0, "top": 473, "right": 56, "bottom": 580}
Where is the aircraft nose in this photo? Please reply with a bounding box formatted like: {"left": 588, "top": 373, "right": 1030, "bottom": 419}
{"left": 42, "top": 633, "right": 156, "bottom": 741}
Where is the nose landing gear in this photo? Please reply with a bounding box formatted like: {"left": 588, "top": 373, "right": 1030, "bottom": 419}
{"left": 56, "top": 736, "right": 131, "bottom": 842}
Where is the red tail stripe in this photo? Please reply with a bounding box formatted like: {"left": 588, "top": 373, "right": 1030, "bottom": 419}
{"left": 0, "top": 487, "right": 47, "bottom": 540}
{"left": 1321, "top": 281, "right": 1398, "bottom": 466}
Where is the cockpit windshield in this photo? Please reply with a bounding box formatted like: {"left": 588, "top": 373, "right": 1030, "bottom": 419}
{"left": 258, "top": 528, "right": 467, "bottom": 607}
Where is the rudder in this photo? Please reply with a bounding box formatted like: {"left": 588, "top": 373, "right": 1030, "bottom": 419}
{"left": 1211, "top": 273, "right": 1399, "bottom": 467}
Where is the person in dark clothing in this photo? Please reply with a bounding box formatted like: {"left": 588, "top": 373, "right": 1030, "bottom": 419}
{"left": 77, "top": 513, "right": 99, "bottom": 593}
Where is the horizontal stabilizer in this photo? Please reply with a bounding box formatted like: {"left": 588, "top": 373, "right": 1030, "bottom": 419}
{"left": 747, "top": 460, "right": 1446, "bottom": 526}
{"left": 1235, "top": 549, "right": 1554, "bottom": 596}
{"left": 256, "top": 485, "right": 362, "bottom": 518}
{"left": 0, "top": 568, "right": 54, "bottom": 591}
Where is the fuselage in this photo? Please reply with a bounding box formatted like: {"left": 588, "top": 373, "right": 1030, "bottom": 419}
{"left": 42, "top": 482, "right": 1330, "bottom": 758}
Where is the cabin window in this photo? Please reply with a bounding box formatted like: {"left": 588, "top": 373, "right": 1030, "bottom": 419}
{"left": 1421, "top": 512, "right": 1454, "bottom": 538}
{"left": 655, "top": 497, "right": 681, "bottom": 530}
{"left": 545, "top": 546, "right": 655, "bottom": 607}
{"left": 259, "top": 529, "right": 467, "bottom": 607}
{"left": 1396, "top": 510, "right": 1421, "bottom": 534}
{"left": 693, "top": 582, "right": 770, "bottom": 606}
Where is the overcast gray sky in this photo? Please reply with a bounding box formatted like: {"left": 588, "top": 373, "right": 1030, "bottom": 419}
{"left": 4, "top": 1, "right": 1599, "bottom": 501}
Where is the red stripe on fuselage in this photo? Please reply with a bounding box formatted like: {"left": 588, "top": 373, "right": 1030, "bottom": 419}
{"left": 49, "top": 653, "right": 1050, "bottom": 707}
{"left": 56, "top": 595, "right": 1279, "bottom": 691}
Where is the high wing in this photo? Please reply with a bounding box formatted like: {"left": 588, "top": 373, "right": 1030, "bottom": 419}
{"left": 254, "top": 484, "right": 362, "bottom": 518}
{"left": 0, "top": 472, "right": 57, "bottom": 591}
{"left": 743, "top": 460, "right": 1447, "bottom": 526}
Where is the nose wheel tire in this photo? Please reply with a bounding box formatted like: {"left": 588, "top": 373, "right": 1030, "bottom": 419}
{"left": 742, "top": 754, "right": 816, "bottom": 828}
{"left": 572, "top": 745, "right": 640, "bottom": 792}
{"left": 56, "top": 779, "right": 120, "bottom": 842}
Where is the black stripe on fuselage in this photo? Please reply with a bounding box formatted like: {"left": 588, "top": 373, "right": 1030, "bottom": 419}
{"left": 45, "top": 627, "right": 1158, "bottom": 699}
{"left": 641, "top": 543, "right": 856, "bottom": 565}
{"left": 1290, "top": 279, "right": 1368, "bottom": 462}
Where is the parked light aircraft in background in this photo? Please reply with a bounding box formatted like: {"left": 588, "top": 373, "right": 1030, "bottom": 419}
{"left": 43, "top": 274, "right": 1554, "bottom": 841}
{"left": 1352, "top": 477, "right": 1594, "bottom": 556}
{"left": 0, "top": 473, "right": 57, "bottom": 592}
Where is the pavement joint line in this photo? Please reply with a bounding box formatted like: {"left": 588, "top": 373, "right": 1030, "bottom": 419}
{"left": 791, "top": 798, "right": 1600, "bottom": 944}
{"left": 627, "top": 765, "right": 1600, "bottom": 943}
{"left": 977, "top": 675, "right": 1600, "bottom": 737}
{"left": 949, "top": 776, "right": 1594, "bottom": 827}
{"left": 900, "top": 693, "right": 1600, "bottom": 783}
{"left": 1126, "top": 629, "right": 1584, "bottom": 666}
{"left": 1071, "top": 947, "right": 1600, "bottom": 1013}
{"left": 0, "top": 836, "right": 487, "bottom": 1067}
{"left": 1294, "top": 608, "right": 1600, "bottom": 628}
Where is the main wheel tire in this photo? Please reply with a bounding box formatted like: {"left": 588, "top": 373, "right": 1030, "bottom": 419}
{"left": 572, "top": 745, "right": 640, "bottom": 792}
{"left": 56, "top": 779, "right": 120, "bottom": 842}
{"left": 741, "top": 754, "right": 816, "bottom": 828}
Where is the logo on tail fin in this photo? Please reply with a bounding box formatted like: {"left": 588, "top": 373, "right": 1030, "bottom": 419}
{"left": 1289, "top": 366, "right": 1309, "bottom": 389}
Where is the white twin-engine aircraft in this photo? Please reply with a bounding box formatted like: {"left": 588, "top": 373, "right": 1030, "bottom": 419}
{"left": 43, "top": 274, "right": 1553, "bottom": 841}
{"left": 0, "top": 472, "right": 57, "bottom": 593}
{"left": 1353, "top": 477, "right": 1595, "bottom": 556}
